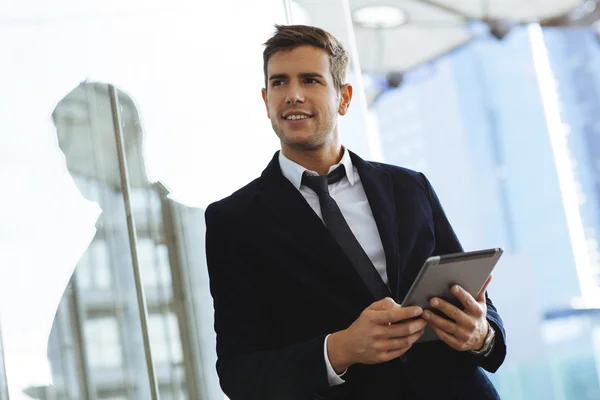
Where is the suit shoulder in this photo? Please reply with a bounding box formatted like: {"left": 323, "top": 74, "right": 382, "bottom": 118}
{"left": 366, "top": 160, "right": 432, "bottom": 195}
{"left": 368, "top": 161, "right": 425, "bottom": 181}
{"left": 205, "top": 177, "right": 261, "bottom": 221}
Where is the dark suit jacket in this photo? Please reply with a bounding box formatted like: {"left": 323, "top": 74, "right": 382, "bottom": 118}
{"left": 205, "top": 151, "right": 506, "bottom": 400}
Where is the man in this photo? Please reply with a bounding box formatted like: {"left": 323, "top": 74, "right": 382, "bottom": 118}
{"left": 205, "top": 25, "right": 506, "bottom": 399}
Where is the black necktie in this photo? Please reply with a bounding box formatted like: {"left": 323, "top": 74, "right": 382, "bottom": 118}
{"left": 302, "top": 165, "right": 390, "bottom": 300}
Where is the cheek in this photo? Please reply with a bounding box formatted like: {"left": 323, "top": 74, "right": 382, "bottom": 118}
{"left": 266, "top": 102, "right": 277, "bottom": 119}
{"left": 328, "top": 100, "right": 341, "bottom": 117}
{"left": 268, "top": 98, "right": 283, "bottom": 115}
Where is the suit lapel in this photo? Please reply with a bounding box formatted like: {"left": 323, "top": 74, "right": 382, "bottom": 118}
{"left": 350, "top": 151, "right": 401, "bottom": 301}
{"left": 257, "top": 152, "right": 374, "bottom": 303}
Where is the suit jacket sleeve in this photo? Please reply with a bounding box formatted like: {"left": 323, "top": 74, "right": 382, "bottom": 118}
{"left": 205, "top": 203, "right": 330, "bottom": 400}
{"left": 420, "top": 173, "right": 507, "bottom": 373}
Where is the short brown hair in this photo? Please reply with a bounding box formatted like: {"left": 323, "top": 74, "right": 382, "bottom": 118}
{"left": 263, "top": 24, "right": 349, "bottom": 92}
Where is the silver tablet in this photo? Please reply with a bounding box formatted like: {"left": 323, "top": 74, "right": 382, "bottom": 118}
{"left": 402, "top": 248, "right": 504, "bottom": 343}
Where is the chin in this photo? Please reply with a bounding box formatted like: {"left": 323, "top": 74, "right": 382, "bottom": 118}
{"left": 284, "top": 138, "right": 323, "bottom": 151}
{"left": 280, "top": 135, "right": 322, "bottom": 150}
{"left": 273, "top": 120, "right": 327, "bottom": 150}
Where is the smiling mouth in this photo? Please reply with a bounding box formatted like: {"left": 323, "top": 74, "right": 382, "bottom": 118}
{"left": 284, "top": 115, "right": 313, "bottom": 121}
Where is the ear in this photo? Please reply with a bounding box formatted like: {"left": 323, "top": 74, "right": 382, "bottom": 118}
{"left": 338, "top": 84, "right": 353, "bottom": 116}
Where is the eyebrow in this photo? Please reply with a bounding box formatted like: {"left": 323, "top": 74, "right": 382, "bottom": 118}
{"left": 268, "top": 73, "right": 326, "bottom": 81}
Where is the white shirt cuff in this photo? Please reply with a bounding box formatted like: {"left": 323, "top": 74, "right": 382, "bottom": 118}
{"left": 324, "top": 334, "right": 347, "bottom": 386}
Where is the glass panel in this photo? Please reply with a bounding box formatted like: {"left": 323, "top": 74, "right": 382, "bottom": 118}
{"left": 147, "top": 313, "right": 183, "bottom": 365}
{"left": 85, "top": 318, "right": 123, "bottom": 369}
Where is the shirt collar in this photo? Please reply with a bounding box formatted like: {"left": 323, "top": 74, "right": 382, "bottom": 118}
{"left": 278, "top": 147, "right": 356, "bottom": 190}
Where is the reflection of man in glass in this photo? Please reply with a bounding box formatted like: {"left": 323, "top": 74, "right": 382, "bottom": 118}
{"left": 32, "top": 82, "right": 220, "bottom": 400}
{"left": 43, "top": 82, "right": 152, "bottom": 400}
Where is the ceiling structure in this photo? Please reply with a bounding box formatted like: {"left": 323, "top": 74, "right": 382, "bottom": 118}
{"left": 347, "top": 0, "right": 600, "bottom": 73}
{"left": 420, "top": 0, "right": 582, "bottom": 21}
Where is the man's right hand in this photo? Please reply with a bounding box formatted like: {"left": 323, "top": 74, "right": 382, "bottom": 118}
{"left": 327, "top": 297, "right": 426, "bottom": 374}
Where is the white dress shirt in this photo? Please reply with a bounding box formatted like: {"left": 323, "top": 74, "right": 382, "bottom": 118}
{"left": 278, "top": 148, "right": 388, "bottom": 387}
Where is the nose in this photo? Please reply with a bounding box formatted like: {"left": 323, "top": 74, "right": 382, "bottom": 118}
{"left": 285, "top": 82, "right": 305, "bottom": 104}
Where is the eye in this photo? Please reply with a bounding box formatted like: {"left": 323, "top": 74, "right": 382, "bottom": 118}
{"left": 305, "top": 78, "right": 318, "bottom": 84}
{"left": 272, "top": 80, "right": 285, "bottom": 87}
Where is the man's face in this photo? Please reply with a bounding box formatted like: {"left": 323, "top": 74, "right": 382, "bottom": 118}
{"left": 261, "top": 45, "right": 351, "bottom": 151}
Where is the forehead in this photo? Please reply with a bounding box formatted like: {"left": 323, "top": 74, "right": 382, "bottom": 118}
{"left": 267, "top": 45, "right": 331, "bottom": 77}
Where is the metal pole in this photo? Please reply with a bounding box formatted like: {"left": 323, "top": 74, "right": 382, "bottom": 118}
{"left": 0, "top": 319, "right": 9, "bottom": 400}
{"left": 154, "top": 182, "right": 202, "bottom": 400}
{"left": 83, "top": 85, "right": 136, "bottom": 398}
{"left": 67, "top": 280, "right": 96, "bottom": 400}
{"left": 108, "top": 84, "right": 160, "bottom": 400}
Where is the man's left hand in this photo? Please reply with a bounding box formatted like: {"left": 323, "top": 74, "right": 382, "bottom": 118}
{"left": 421, "top": 275, "right": 493, "bottom": 352}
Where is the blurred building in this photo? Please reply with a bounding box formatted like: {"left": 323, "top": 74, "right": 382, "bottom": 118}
{"left": 544, "top": 28, "right": 600, "bottom": 284}
{"left": 536, "top": 26, "right": 600, "bottom": 400}
{"left": 370, "top": 25, "right": 599, "bottom": 399}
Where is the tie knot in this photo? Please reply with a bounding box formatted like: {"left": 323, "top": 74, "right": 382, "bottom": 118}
{"left": 301, "top": 165, "right": 346, "bottom": 196}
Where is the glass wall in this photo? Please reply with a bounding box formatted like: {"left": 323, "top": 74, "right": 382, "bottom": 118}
{"left": 0, "top": 1, "right": 292, "bottom": 399}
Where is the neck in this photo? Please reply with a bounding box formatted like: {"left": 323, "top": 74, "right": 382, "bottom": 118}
{"left": 281, "top": 140, "right": 344, "bottom": 176}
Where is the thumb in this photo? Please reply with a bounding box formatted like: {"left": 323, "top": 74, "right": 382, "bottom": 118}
{"left": 476, "top": 274, "right": 493, "bottom": 303}
{"left": 369, "top": 297, "right": 398, "bottom": 311}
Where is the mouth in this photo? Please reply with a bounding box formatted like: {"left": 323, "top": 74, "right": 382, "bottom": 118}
{"left": 282, "top": 112, "right": 314, "bottom": 121}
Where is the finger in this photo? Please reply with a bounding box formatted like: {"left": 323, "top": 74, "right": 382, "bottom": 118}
{"left": 429, "top": 298, "right": 472, "bottom": 325}
{"left": 383, "top": 329, "right": 425, "bottom": 352}
{"left": 369, "top": 297, "right": 398, "bottom": 311}
{"left": 430, "top": 326, "right": 463, "bottom": 351}
{"left": 475, "top": 274, "right": 493, "bottom": 303}
{"left": 421, "top": 310, "right": 470, "bottom": 342}
{"left": 383, "top": 347, "right": 409, "bottom": 363}
{"left": 450, "top": 285, "right": 483, "bottom": 317}
{"left": 372, "top": 306, "right": 422, "bottom": 325}
{"left": 387, "top": 318, "right": 427, "bottom": 338}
